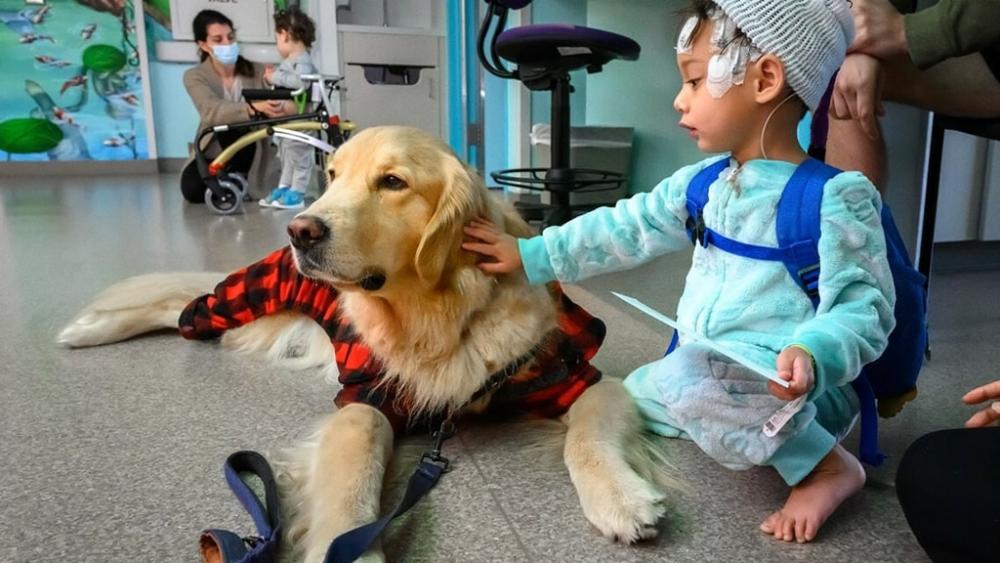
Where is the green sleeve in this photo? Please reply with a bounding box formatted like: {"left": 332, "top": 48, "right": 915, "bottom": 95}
{"left": 904, "top": 0, "right": 1000, "bottom": 69}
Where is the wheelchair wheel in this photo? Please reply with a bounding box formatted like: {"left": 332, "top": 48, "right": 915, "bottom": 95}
{"left": 223, "top": 171, "right": 249, "bottom": 194}
{"left": 220, "top": 171, "right": 251, "bottom": 201}
{"left": 204, "top": 180, "right": 242, "bottom": 215}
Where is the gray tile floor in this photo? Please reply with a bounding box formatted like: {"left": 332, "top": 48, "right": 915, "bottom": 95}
{"left": 1, "top": 174, "right": 997, "bottom": 562}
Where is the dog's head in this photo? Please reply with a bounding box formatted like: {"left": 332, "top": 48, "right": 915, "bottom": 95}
{"left": 287, "top": 126, "right": 489, "bottom": 293}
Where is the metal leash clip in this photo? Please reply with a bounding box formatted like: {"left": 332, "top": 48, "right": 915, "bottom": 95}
{"left": 420, "top": 419, "right": 456, "bottom": 472}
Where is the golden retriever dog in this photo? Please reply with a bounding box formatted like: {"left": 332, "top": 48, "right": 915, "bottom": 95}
{"left": 57, "top": 126, "right": 668, "bottom": 562}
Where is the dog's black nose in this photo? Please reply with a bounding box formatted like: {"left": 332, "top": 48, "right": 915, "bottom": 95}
{"left": 287, "top": 215, "right": 329, "bottom": 250}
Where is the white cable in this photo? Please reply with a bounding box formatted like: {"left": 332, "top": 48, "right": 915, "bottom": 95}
{"left": 759, "top": 92, "right": 797, "bottom": 160}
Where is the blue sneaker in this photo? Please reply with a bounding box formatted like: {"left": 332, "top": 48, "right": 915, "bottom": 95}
{"left": 259, "top": 186, "right": 289, "bottom": 207}
{"left": 272, "top": 189, "right": 305, "bottom": 209}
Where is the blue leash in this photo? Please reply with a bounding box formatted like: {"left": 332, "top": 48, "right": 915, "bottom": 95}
{"left": 324, "top": 349, "right": 537, "bottom": 562}
{"left": 199, "top": 451, "right": 283, "bottom": 563}
{"left": 322, "top": 420, "right": 455, "bottom": 563}
{"left": 202, "top": 350, "right": 537, "bottom": 563}
{"left": 199, "top": 434, "right": 454, "bottom": 563}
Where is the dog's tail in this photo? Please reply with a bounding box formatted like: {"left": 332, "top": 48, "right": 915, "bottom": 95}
{"left": 56, "top": 272, "right": 222, "bottom": 348}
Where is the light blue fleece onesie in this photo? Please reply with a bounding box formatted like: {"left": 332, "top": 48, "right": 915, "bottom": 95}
{"left": 519, "top": 156, "right": 896, "bottom": 485}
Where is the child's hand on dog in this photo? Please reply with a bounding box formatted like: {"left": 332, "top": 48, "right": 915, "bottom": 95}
{"left": 463, "top": 218, "right": 523, "bottom": 274}
{"left": 770, "top": 346, "right": 815, "bottom": 401}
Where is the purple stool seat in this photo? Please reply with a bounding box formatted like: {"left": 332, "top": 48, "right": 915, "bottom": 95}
{"left": 496, "top": 24, "right": 640, "bottom": 71}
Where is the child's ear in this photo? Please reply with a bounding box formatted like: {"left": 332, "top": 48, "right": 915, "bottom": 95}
{"left": 752, "top": 54, "right": 788, "bottom": 105}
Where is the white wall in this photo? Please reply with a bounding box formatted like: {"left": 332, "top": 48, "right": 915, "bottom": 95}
{"left": 150, "top": 61, "right": 200, "bottom": 159}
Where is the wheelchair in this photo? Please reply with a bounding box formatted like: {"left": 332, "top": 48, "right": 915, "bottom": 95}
{"left": 181, "top": 74, "right": 355, "bottom": 215}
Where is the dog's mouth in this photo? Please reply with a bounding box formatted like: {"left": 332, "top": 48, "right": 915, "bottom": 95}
{"left": 293, "top": 251, "right": 387, "bottom": 292}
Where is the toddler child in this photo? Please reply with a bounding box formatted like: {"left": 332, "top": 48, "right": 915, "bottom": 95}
{"left": 260, "top": 7, "right": 318, "bottom": 210}
{"left": 464, "top": 0, "right": 895, "bottom": 544}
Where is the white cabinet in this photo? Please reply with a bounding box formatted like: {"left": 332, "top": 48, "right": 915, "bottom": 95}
{"left": 338, "top": 31, "right": 442, "bottom": 137}
{"left": 981, "top": 141, "right": 1000, "bottom": 241}
{"left": 933, "top": 131, "right": 989, "bottom": 242}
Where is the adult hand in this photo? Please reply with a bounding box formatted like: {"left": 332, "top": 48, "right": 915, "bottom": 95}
{"left": 250, "top": 100, "right": 294, "bottom": 118}
{"left": 962, "top": 380, "right": 1000, "bottom": 428}
{"left": 848, "top": 0, "right": 909, "bottom": 60}
{"left": 830, "top": 53, "right": 885, "bottom": 140}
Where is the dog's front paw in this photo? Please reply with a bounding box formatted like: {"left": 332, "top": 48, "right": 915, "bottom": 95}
{"left": 576, "top": 467, "right": 666, "bottom": 544}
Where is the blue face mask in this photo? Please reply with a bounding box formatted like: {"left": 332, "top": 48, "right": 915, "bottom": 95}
{"left": 211, "top": 42, "right": 240, "bottom": 65}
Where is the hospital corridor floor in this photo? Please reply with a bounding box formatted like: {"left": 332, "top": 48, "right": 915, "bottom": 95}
{"left": 3, "top": 174, "right": 997, "bottom": 562}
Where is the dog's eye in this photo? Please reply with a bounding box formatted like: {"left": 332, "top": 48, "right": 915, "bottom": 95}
{"left": 327, "top": 169, "right": 335, "bottom": 182}
{"left": 378, "top": 174, "right": 407, "bottom": 191}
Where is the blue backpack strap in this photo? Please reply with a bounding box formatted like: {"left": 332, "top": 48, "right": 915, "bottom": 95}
{"left": 199, "top": 451, "right": 282, "bottom": 563}
{"left": 850, "top": 375, "right": 886, "bottom": 465}
{"left": 664, "top": 329, "right": 680, "bottom": 356}
{"left": 774, "top": 159, "right": 886, "bottom": 466}
{"left": 666, "top": 157, "right": 729, "bottom": 356}
{"left": 685, "top": 157, "right": 731, "bottom": 246}
{"left": 775, "top": 158, "right": 837, "bottom": 307}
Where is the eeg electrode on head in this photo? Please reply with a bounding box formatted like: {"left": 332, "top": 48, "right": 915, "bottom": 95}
{"left": 676, "top": 0, "right": 854, "bottom": 111}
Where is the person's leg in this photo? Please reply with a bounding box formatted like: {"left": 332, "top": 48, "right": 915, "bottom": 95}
{"left": 277, "top": 139, "right": 296, "bottom": 189}
{"left": 260, "top": 140, "right": 294, "bottom": 207}
{"left": 272, "top": 141, "right": 312, "bottom": 209}
{"left": 761, "top": 386, "right": 865, "bottom": 543}
{"left": 287, "top": 140, "right": 315, "bottom": 193}
{"left": 827, "top": 116, "right": 888, "bottom": 194}
{"left": 896, "top": 427, "right": 1000, "bottom": 563}
{"left": 827, "top": 52, "right": 1000, "bottom": 199}
{"left": 622, "top": 361, "right": 688, "bottom": 439}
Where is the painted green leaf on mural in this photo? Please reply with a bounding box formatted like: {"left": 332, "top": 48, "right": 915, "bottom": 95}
{"left": 82, "top": 44, "right": 127, "bottom": 73}
{"left": 0, "top": 118, "right": 64, "bottom": 154}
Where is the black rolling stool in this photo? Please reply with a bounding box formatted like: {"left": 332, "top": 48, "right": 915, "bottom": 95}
{"left": 917, "top": 114, "right": 1000, "bottom": 286}
{"left": 916, "top": 114, "right": 1000, "bottom": 358}
{"left": 478, "top": 0, "right": 640, "bottom": 227}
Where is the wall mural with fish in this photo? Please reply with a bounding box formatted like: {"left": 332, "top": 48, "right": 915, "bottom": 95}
{"left": 0, "top": 0, "right": 149, "bottom": 161}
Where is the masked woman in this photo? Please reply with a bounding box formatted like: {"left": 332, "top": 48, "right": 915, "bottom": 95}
{"left": 181, "top": 9, "right": 291, "bottom": 202}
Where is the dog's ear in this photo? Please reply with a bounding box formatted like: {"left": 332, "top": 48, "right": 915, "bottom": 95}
{"left": 414, "top": 155, "right": 485, "bottom": 288}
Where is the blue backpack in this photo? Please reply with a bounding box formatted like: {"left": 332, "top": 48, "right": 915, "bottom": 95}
{"left": 668, "top": 156, "right": 928, "bottom": 466}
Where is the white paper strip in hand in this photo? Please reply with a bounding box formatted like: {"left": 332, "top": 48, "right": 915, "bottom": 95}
{"left": 610, "top": 291, "right": 790, "bottom": 389}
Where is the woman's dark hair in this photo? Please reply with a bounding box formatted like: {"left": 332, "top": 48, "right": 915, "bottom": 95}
{"left": 192, "top": 9, "right": 255, "bottom": 78}
{"left": 273, "top": 7, "right": 316, "bottom": 49}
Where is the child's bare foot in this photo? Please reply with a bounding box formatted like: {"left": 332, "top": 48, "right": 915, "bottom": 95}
{"left": 759, "top": 444, "right": 865, "bottom": 543}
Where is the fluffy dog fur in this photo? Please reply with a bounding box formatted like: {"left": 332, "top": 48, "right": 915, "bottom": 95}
{"left": 58, "top": 126, "right": 670, "bottom": 562}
